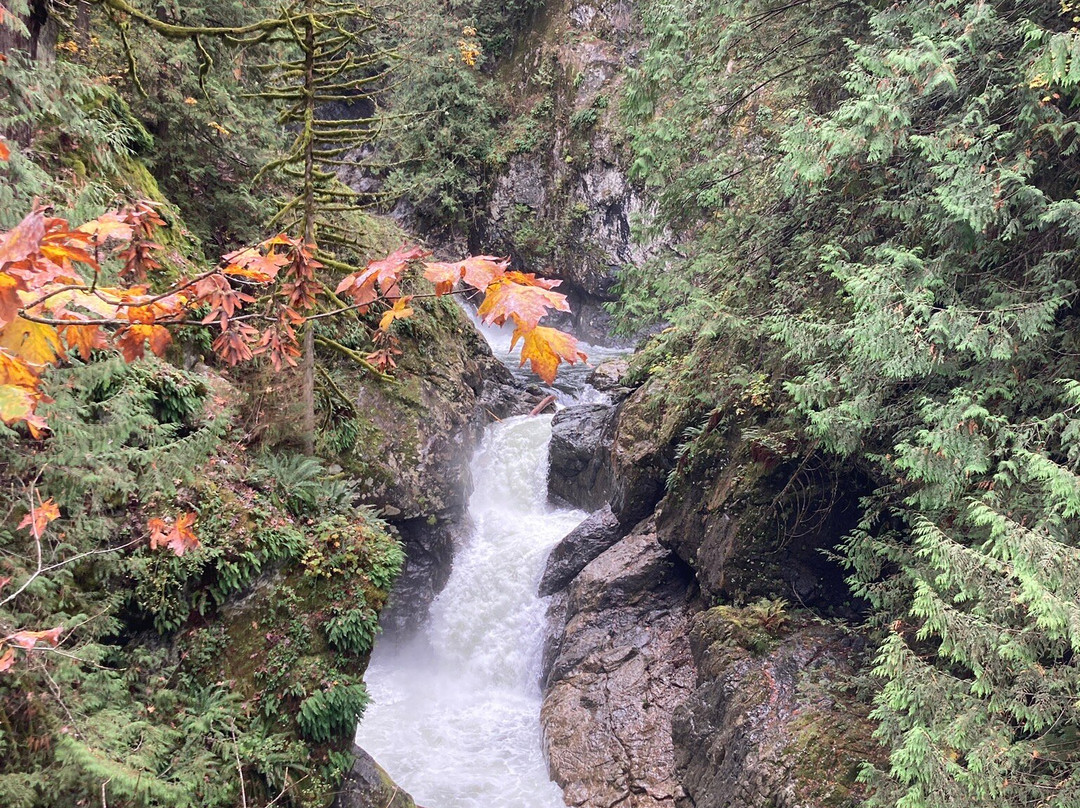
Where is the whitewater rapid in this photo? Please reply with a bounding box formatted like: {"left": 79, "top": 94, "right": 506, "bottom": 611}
{"left": 354, "top": 414, "right": 586, "bottom": 808}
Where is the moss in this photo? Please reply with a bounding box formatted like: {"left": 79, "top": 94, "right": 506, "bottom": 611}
{"left": 181, "top": 508, "right": 403, "bottom": 807}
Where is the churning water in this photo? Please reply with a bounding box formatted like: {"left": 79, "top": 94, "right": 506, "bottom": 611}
{"left": 354, "top": 415, "right": 586, "bottom": 808}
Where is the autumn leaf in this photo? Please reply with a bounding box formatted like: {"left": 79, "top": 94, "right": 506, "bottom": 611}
{"left": 59, "top": 323, "right": 108, "bottom": 361}
{"left": 337, "top": 245, "right": 428, "bottom": 306}
{"left": 0, "top": 646, "right": 13, "bottom": 673}
{"left": 0, "top": 139, "right": 9, "bottom": 162}
{"left": 7, "top": 627, "right": 63, "bottom": 649}
{"left": 0, "top": 209, "right": 46, "bottom": 268}
{"left": 19, "top": 496, "right": 60, "bottom": 539}
{"left": 0, "top": 320, "right": 64, "bottom": 371}
{"left": 116, "top": 324, "right": 172, "bottom": 361}
{"left": 460, "top": 256, "right": 510, "bottom": 291}
{"left": 77, "top": 212, "right": 134, "bottom": 245}
{"left": 379, "top": 296, "right": 414, "bottom": 330}
{"left": 148, "top": 512, "right": 200, "bottom": 556}
{"left": 477, "top": 274, "right": 570, "bottom": 330}
{"left": 422, "top": 255, "right": 508, "bottom": 295}
{"left": 422, "top": 261, "right": 465, "bottom": 296}
{"left": 0, "top": 272, "right": 29, "bottom": 329}
{"left": 513, "top": 325, "right": 587, "bottom": 384}
{"left": 0, "top": 350, "right": 38, "bottom": 388}
{"left": 0, "top": 385, "right": 39, "bottom": 427}
{"left": 222, "top": 245, "right": 289, "bottom": 282}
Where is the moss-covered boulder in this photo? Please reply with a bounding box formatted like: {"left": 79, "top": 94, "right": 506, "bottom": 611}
{"left": 672, "top": 607, "right": 881, "bottom": 808}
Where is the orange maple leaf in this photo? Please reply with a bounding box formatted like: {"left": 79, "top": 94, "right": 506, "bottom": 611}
{"left": 59, "top": 322, "right": 109, "bottom": 361}
{"left": 512, "top": 325, "right": 587, "bottom": 384}
{"left": 0, "top": 272, "right": 29, "bottom": 329}
{"left": 379, "top": 296, "right": 414, "bottom": 330}
{"left": 18, "top": 496, "right": 60, "bottom": 539}
{"left": 422, "top": 261, "right": 465, "bottom": 296}
{"left": 0, "top": 645, "right": 14, "bottom": 673}
{"left": 0, "top": 139, "right": 9, "bottom": 162}
{"left": 148, "top": 512, "right": 200, "bottom": 556}
{"left": 222, "top": 245, "right": 290, "bottom": 282}
{"left": 7, "top": 626, "right": 63, "bottom": 649}
{"left": 337, "top": 245, "right": 428, "bottom": 306}
{"left": 0, "top": 210, "right": 46, "bottom": 268}
{"left": 77, "top": 212, "right": 134, "bottom": 245}
{"left": 477, "top": 274, "right": 569, "bottom": 330}
{"left": 117, "top": 324, "right": 172, "bottom": 361}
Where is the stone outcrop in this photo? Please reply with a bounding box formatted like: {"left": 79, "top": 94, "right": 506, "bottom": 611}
{"left": 610, "top": 381, "right": 674, "bottom": 527}
{"left": 538, "top": 504, "right": 623, "bottom": 596}
{"left": 540, "top": 520, "right": 697, "bottom": 808}
{"left": 548, "top": 403, "right": 618, "bottom": 510}
{"left": 671, "top": 608, "right": 879, "bottom": 808}
{"left": 334, "top": 746, "right": 421, "bottom": 808}
{"left": 655, "top": 425, "right": 862, "bottom": 611}
{"left": 479, "top": 0, "right": 671, "bottom": 343}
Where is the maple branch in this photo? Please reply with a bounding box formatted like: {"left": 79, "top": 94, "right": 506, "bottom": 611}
{"left": 19, "top": 270, "right": 224, "bottom": 318}
{"left": 313, "top": 336, "right": 392, "bottom": 381}
{"left": 315, "top": 364, "right": 357, "bottom": 412}
{"left": 1, "top": 538, "right": 144, "bottom": 608}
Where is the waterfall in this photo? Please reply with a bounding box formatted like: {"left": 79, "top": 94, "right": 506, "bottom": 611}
{"left": 355, "top": 414, "right": 586, "bottom": 807}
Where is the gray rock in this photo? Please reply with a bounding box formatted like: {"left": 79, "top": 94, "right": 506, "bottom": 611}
{"left": 379, "top": 518, "right": 455, "bottom": 635}
{"left": 671, "top": 610, "right": 878, "bottom": 808}
{"left": 334, "top": 746, "right": 419, "bottom": 808}
{"left": 539, "top": 505, "right": 624, "bottom": 596}
{"left": 586, "top": 358, "right": 632, "bottom": 397}
{"left": 541, "top": 520, "right": 697, "bottom": 808}
{"left": 610, "top": 383, "right": 673, "bottom": 526}
{"left": 548, "top": 404, "right": 617, "bottom": 511}
{"left": 654, "top": 424, "right": 859, "bottom": 611}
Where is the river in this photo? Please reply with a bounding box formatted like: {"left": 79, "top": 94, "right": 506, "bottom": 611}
{"left": 353, "top": 413, "right": 587, "bottom": 807}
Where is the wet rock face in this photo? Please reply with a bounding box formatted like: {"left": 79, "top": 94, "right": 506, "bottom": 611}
{"left": 671, "top": 610, "right": 878, "bottom": 808}
{"left": 655, "top": 428, "right": 861, "bottom": 612}
{"left": 541, "top": 520, "right": 697, "bottom": 808}
{"left": 548, "top": 404, "right": 617, "bottom": 510}
{"left": 379, "top": 517, "right": 455, "bottom": 635}
{"left": 334, "top": 746, "right": 419, "bottom": 808}
{"left": 610, "top": 383, "right": 674, "bottom": 527}
{"left": 538, "top": 504, "right": 624, "bottom": 596}
{"left": 478, "top": 0, "right": 671, "bottom": 345}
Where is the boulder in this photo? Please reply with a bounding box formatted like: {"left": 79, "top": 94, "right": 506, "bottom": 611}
{"left": 334, "top": 746, "right": 420, "bottom": 808}
{"left": 378, "top": 517, "right": 455, "bottom": 635}
{"left": 548, "top": 403, "right": 617, "bottom": 511}
{"left": 671, "top": 608, "right": 880, "bottom": 808}
{"left": 655, "top": 424, "right": 861, "bottom": 611}
{"left": 541, "top": 520, "right": 697, "bottom": 808}
{"left": 610, "top": 383, "right": 673, "bottom": 526}
{"left": 586, "top": 358, "right": 632, "bottom": 399}
{"left": 538, "top": 505, "right": 623, "bottom": 596}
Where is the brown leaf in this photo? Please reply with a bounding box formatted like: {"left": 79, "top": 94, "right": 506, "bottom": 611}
{"left": 18, "top": 496, "right": 60, "bottom": 539}
{"left": 149, "top": 512, "right": 200, "bottom": 556}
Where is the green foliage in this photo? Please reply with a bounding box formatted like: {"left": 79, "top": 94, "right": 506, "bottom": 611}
{"left": 0, "top": 52, "right": 154, "bottom": 227}
{"left": 374, "top": 0, "right": 500, "bottom": 229}
{"left": 297, "top": 680, "right": 370, "bottom": 744}
{"left": 710, "top": 598, "right": 790, "bottom": 654}
{"left": 251, "top": 452, "right": 356, "bottom": 516}
{"left": 622, "top": 1, "right": 1080, "bottom": 805}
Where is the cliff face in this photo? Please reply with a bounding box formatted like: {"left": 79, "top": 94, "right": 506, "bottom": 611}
{"left": 477, "top": 0, "right": 669, "bottom": 343}
{"left": 540, "top": 360, "right": 878, "bottom": 808}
